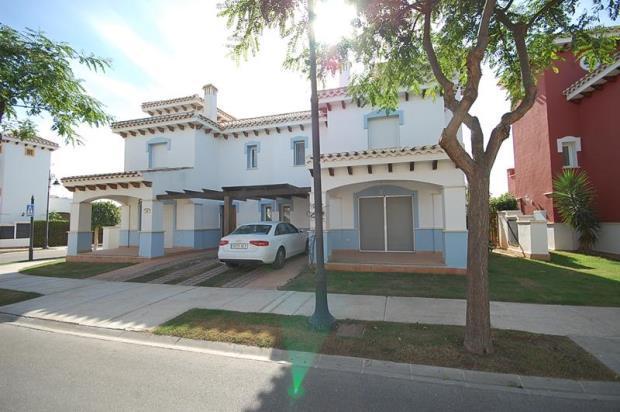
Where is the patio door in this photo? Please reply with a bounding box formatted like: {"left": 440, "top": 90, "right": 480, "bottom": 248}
{"left": 359, "top": 196, "right": 414, "bottom": 252}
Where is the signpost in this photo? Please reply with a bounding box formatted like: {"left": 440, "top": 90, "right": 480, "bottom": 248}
{"left": 27, "top": 196, "right": 34, "bottom": 261}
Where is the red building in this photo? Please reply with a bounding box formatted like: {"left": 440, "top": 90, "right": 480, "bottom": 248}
{"left": 508, "top": 46, "right": 620, "bottom": 254}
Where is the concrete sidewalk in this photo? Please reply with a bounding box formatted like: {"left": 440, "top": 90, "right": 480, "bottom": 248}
{"left": 2, "top": 270, "right": 620, "bottom": 339}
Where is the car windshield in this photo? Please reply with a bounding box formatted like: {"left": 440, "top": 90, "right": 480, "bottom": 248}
{"left": 231, "top": 224, "right": 272, "bottom": 235}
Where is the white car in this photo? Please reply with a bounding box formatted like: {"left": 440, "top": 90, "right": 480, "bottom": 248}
{"left": 218, "top": 221, "right": 308, "bottom": 268}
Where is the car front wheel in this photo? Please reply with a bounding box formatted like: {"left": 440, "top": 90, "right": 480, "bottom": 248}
{"left": 272, "top": 247, "right": 286, "bottom": 269}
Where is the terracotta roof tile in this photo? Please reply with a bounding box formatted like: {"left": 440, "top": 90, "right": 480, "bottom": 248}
{"left": 220, "top": 110, "right": 317, "bottom": 130}
{"left": 318, "top": 87, "right": 348, "bottom": 99}
{"left": 563, "top": 51, "right": 620, "bottom": 100}
{"left": 315, "top": 145, "right": 445, "bottom": 162}
{"left": 61, "top": 167, "right": 192, "bottom": 184}
{"left": 1, "top": 134, "right": 59, "bottom": 149}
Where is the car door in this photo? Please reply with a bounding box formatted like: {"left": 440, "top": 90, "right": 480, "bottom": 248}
{"left": 274, "top": 223, "right": 289, "bottom": 254}
{"left": 282, "top": 223, "right": 300, "bottom": 255}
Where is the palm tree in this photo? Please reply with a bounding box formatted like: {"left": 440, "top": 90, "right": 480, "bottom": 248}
{"left": 552, "top": 170, "right": 600, "bottom": 250}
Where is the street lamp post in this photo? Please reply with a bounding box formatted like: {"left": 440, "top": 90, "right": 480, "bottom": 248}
{"left": 44, "top": 172, "right": 60, "bottom": 249}
{"left": 307, "top": 0, "right": 335, "bottom": 330}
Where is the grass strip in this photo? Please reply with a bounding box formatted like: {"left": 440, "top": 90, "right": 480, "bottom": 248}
{"left": 20, "top": 260, "right": 133, "bottom": 279}
{"left": 155, "top": 308, "right": 619, "bottom": 381}
{"left": 0, "top": 288, "right": 42, "bottom": 306}
{"left": 282, "top": 251, "right": 620, "bottom": 306}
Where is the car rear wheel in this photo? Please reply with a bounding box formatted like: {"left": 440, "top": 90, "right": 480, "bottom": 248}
{"left": 225, "top": 262, "right": 239, "bottom": 268}
{"left": 272, "top": 247, "right": 286, "bottom": 269}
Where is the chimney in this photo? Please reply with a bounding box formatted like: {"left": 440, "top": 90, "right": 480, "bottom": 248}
{"left": 202, "top": 83, "right": 218, "bottom": 121}
{"left": 338, "top": 62, "right": 351, "bottom": 87}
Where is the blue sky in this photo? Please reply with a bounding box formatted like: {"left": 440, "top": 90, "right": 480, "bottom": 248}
{"left": 4, "top": 0, "right": 517, "bottom": 197}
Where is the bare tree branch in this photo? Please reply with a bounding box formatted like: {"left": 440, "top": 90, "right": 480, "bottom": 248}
{"left": 421, "top": 3, "right": 476, "bottom": 175}
{"left": 527, "top": 0, "right": 565, "bottom": 27}
{"left": 486, "top": 18, "right": 538, "bottom": 166}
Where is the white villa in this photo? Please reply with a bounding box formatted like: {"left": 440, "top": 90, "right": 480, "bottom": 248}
{"left": 0, "top": 135, "right": 59, "bottom": 247}
{"left": 62, "top": 82, "right": 468, "bottom": 273}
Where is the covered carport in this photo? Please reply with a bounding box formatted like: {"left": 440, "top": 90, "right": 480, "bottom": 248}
{"left": 156, "top": 183, "right": 311, "bottom": 235}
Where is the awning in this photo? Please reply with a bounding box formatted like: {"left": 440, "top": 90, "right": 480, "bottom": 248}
{"left": 157, "top": 183, "right": 310, "bottom": 201}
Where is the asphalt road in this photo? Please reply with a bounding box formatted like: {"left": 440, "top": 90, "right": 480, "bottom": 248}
{"left": 0, "top": 247, "right": 66, "bottom": 265}
{"left": 0, "top": 324, "right": 617, "bottom": 412}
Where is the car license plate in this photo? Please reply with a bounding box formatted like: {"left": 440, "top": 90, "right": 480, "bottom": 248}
{"left": 231, "top": 243, "right": 248, "bottom": 249}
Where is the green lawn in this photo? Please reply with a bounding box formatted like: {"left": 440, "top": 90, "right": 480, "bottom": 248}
{"left": 0, "top": 288, "right": 41, "bottom": 306}
{"left": 20, "top": 260, "right": 133, "bottom": 279}
{"left": 155, "top": 308, "right": 618, "bottom": 381}
{"left": 281, "top": 251, "right": 620, "bottom": 306}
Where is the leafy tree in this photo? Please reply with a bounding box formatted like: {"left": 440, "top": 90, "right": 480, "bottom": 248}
{"left": 91, "top": 201, "right": 120, "bottom": 249}
{"left": 92, "top": 201, "right": 120, "bottom": 230}
{"left": 221, "top": 0, "right": 618, "bottom": 354}
{"left": 552, "top": 169, "right": 599, "bottom": 250}
{"left": 0, "top": 24, "right": 112, "bottom": 144}
{"left": 490, "top": 193, "right": 518, "bottom": 213}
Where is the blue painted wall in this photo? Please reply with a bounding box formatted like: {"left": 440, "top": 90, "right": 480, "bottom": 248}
{"left": 174, "top": 229, "right": 221, "bottom": 249}
{"left": 67, "top": 232, "right": 92, "bottom": 255}
{"left": 139, "top": 231, "right": 165, "bottom": 258}
{"left": 119, "top": 230, "right": 139, "bottom": 247}
{"left": 443, "top": 231, "right": 467, "bottom": 268}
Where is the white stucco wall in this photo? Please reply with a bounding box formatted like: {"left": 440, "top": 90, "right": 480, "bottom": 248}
{"left": 0, "top": 142, "right": 51, "bottom": 224}
{"left": 322, "top": 95, "right": 446, "bottom": 154}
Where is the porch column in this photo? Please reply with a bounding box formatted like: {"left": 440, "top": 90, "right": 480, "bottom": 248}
{"left": 442, "top": 186, "right": 467, "bottom": 268}
{"left": 67, "top": 202, "right": 92, "bottom": 256}
{"left": 138, "top": 199, "right": 164, "bottom": 258}
{"left": 223, "top": 195, "right": 233, "bottom": 236}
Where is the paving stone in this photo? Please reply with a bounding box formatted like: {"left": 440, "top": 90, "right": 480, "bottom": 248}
{"left": 579, "top": 381, "right": 620, "bottom": 396}
{"left": 519, "top": 376, "right": 584, "bottom": 393}
{"left": 315, "top": 354, "right": 364, "bottom": 373}
{"left": 463, "top": 370, "right": 523, "bottom": 388}
{"left": 410, "top": 364, "right": 466, "bottom": 382}
{"left": 363, "top": 359, "right": 411, "bottom": 379}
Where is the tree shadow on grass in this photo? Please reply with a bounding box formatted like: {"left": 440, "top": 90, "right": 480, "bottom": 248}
{"left": 548, "top": 252, "right": 593, "bottom": 270}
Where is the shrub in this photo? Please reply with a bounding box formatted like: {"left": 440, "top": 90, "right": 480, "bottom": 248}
{"left": 489, "top": 193, "right": 518, "bottom": 213}
{"left": 552, "top": 169, "right": 599, "bottom": 250}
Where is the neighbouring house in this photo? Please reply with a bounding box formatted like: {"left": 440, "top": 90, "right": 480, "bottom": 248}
{"left": 507, "top": 39, "right": 620, "bottom": 255}
{"left": 49, "top": 195, "right": 72, "bottom": 220}
{"left": 0, "top": 134, "right": 59, "bottom": 247}
{"left": 62, "top": 79, "right": 468, "bottom": 273}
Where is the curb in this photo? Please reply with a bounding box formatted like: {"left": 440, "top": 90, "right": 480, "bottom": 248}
{"left": 1, "top": 313, "right": 619, "bottom": 400}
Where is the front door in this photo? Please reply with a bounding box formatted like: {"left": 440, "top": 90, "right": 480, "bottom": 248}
{"left": 359, "top": 196, "right": 414, "bottom": 252}
{"left": 163, "top": 204, "right": 175, "bottom": 248}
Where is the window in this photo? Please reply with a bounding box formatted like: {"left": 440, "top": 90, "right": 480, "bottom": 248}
{"left": 557, "top": 136, "right": 581, "bottom": 168}
{"left": 15, "top": 223, "right": 31, "bottom": 239}
{"left": 149, "top": 143, "right": 167, "bottom": 169}
{"left": 285, "top": 223, "right": 299, "bottom": 233}
{"left": 25, "top": 148, "right": 35, "bottom": 157}
{"left": 261, "top": 204, "right": 272, "bottom": 221}
{"left": 561, "top": 142, "right": 578, "bottom": 167}
{"left": 275, "top": 223, "right": 287, "bottom": 236}
{"left": 293, "top": 140, "right": 305, "bottom": 166}
{"left": 368, "top": 116, "right": 400, "bottom": 149}
{"left": 280, "top": 204, "right": 291, "bottom": 223}
{"left": 232, "top": 224, "right": 272, "bottom": 235}
{"left": 247, "top": 144, "right": 258, "bottom": 169}
{"left": 0, "top": 226, "right": 14, "bottom": 239}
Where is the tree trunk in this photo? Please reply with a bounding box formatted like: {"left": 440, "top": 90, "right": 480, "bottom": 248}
{"left": 93, "top": 227, "right": 99, "bottom": 251}
{"left": 463, "top": 170, "right": 493, "bottom": 354}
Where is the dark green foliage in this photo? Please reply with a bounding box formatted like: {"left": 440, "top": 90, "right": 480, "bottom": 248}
{"left": 0, "top": 24, "right": 112, "bottom": 143}
{"left": 32, "top": 220, "right": 69, "bottom": 247}
{"left": 552, "top": 169, "right": 600, "bottom": 250}
{"left": 490, "top": 193, "right": 518, "bottom": 212}
{"left": 91, "top": 201, "right": 120, "bottom": 230}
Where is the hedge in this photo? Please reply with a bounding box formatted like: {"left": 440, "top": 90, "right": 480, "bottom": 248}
{"left": 32, "top": 220, "right": 70, "bottom": 247}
